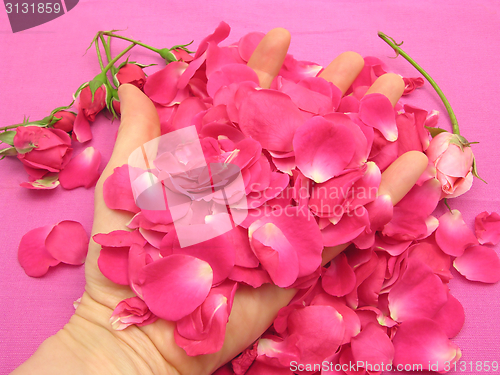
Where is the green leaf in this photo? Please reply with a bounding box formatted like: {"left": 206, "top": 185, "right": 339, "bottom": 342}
{"left": 0, "top": 131, "right": 16, "bottom": 146}
{"left": 89, "top": 72, "right": 107, "bottom": 101}
{"left": 73, "top": 81, "right": 90, "bottom": 100}
{"left": 425, "top": 126, "right": 448, "bottom": 138}
{"left": 0, "top": 146, "right": 18, "bottom": 157}
{"left": 472, "top": 158, "right": 487, "bottom": 184}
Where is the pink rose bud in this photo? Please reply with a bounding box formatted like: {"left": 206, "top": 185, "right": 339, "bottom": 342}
{"left": 52, "top": 110, "right": 76, "bottom": 132}
{"left": 13, "top": 126, "right": 73, "bottom": 181}
{"left": 425, "top": 132, "right": 474, "bottom": 199}
{"left": 79, "top": 85, "right": 107, "bottom": 122}
{"left": 116, "top": 63, "right": 146, "bottom": 90}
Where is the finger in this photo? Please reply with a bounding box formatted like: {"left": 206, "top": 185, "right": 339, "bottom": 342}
{"left": 247, "top": 28, "right": 291, "bottom": 89}
{"left": 365, "top": 72, "right": 405, "bottom": 107}
{"left": 87, "top": 84, "right": 161, "bottom": 302}
{"left": 378, "top": 150, "right": 428, "bottom": 205}
{"left": 321, "top": 151, "right": 428, "bottom": 265}
{"left": 319, "top": 51, "right": 365, "bottom": 95}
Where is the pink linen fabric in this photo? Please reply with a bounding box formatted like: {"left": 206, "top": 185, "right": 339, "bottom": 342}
{"left": 0, "top": 1, "right": 499, "bottom": 373}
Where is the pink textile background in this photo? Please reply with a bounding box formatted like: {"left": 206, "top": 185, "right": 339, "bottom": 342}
{"left": 1, "top": 1, "right": 499, "bottom": 374}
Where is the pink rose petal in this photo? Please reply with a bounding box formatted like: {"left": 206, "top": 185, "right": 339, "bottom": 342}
{"left": 45, "top": 220, "right": 88, "bottom": 265}
{"left": 453, "top": 245, "right": 500, "bottom": 283}
{"left": 174, "top": 280, "right": 238, "bottom": 355}
{"left": 18, "top": 225, "right": 59, "bottom": 277}
{"left": 143, "top": 61, "right": 189, "bottom": 105}
{"left": 238, "top": 89, "right": 305, "bottom": 152}
{"left": 393, "top": 318, "right": 461, "bottom": 372}
{"left": 388, "top": 258, "right": 447, "bottom": 322}
{"left": 359, "top": 93, "right": 398, "bottom": 141}
{"left": 435, "top": 209, "right": 478, "bottom": 257}
{"left": 140, "top": 254, "right": 213, "bottom": 321}
{"left": 97, "top": 246, "right": 130, "bottom": 285}
{"left": 285, "top": 305, "right": 345, "bottom": 365}
{"left": 59, "top": 146, "right": 101, "bottom": 189}
{"left": 110, "top": 296, "right": 158, "bottom": 330}
{"left": 293, "top": 116, "right": 355, "bottom": 183}
{"left": 103, "top": 165, "right": 140, "bottom": 213}
{"left": 350, "top": 322, "right": 394, "bottom": 371}
{"left": 431, "top": 293, "right": 465, "bottom": 338}
{"left": 322, "top": 253, "right": 356, "bottom": 297}
{"left": 475, "top": 211, "right": 500, "bottom": 245}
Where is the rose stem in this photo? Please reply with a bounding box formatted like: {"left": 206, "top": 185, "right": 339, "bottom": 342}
{"left": 378, "top": 31, "right": 460, "bottom": 135}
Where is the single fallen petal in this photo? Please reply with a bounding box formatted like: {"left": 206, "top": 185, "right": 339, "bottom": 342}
{"left": 392, "top": 318, "right": 461, "bottom": 372}
{"left": 453, "top": 245, "right": 500, "bottom": 283}
{"left": 18, "top": 225, "right": 59, "bottom": 277}
{"left": 45, "top": 220, "right": 88, "bottom": 265}
{"left": 140, "top": 254, "right": 213, "bottom": 321}
{"left": 207, "top": 64, "right": 260, "bottom": 97}
{"left": 59, "top": 147, "right": 101, "bottom": 189}
{"left": 72, "top": 110, "right": 92, "bottom": 143}
{"left": 475, "top": 211, "right": 500, "bottom": 245}
{"left": 194, "top": 21, "right": 231, "bottom": 59}
{"left": 435, "top": 209, "right": 477, "bottom": 257}
{"left": 388, "top": 258, "right": 448, "bottom": 322}
{"left": 20, "top": 174, "right": 60, "bottom": 190}
{"left": 110, "top": 296, "right": 158, "bottom": 330}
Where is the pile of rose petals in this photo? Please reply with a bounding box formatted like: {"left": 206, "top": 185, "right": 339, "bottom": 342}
{"left": 17, "top": 22, "right": 500, "bottom": 374}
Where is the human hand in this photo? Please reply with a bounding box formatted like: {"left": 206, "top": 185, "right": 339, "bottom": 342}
{"left": 13, "top": 28, "right": 428, "bottom": 375}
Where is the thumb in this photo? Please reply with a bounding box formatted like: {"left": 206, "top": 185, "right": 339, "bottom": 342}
{"left": 93, "top": 84, "right": 160, "bottom": 233}
{"left": 105, "top": 83, "right": 161, "bottom": 173}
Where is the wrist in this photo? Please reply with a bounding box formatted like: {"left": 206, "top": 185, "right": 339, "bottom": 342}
{"left": 12, "top": 292, "right": 179, "bottom": 375}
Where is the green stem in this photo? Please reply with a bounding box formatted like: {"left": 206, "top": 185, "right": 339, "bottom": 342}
{"left": 95, "top": 38, "right": 105, "bottom": 70}
{"left": 101, "top": 32, "right": 177, "bottom": 62}
{"left": 99, "top": 34, "right": 113, "bottom": 65}
{"left": 101, "top": 32, "right": 160, "bottom": 54}
{"left": 378, "top": 31, "right": 460, "bottom": 135}
{"left": 102, "top": 43, "right": 136, "bottom": 74}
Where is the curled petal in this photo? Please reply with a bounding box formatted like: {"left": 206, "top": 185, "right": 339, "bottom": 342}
{"left": 475, "top": 211, "right": 500, "bottom": 245}
{"left": 144, "top": 62, "right": 189, "bottom": 105}
{"left": 110, "top": 297, "right": 158, "bottom": 330}
{"left": 453, "top": 245, "right": 500, "bottom": 283}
